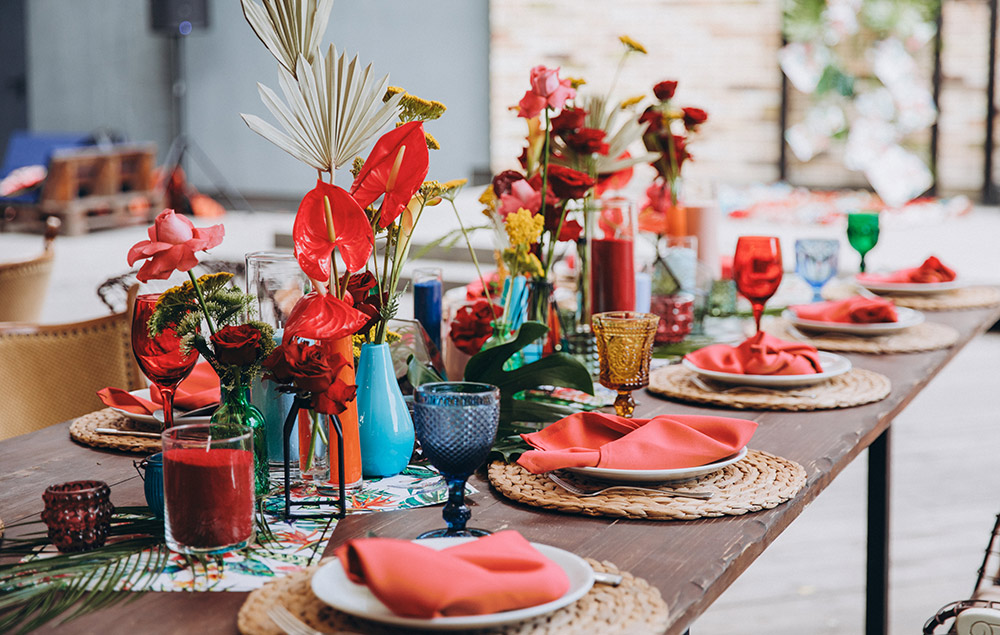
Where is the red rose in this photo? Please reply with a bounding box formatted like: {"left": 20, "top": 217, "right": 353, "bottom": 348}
{"left": 492, "top": 170, "right": 527, "bottom": 197}
{"left": 564, "top": 128, "right": 610, "bottom": 156}
{"left": 263, "top": 339, "right": 336, "bottom": 394}
{"left": 653, "top": 80, "right": 678, "bottom": 101}
{"left": 449, "top": 301, "right": 503, "bottom": 355}
{"left": 210, "top": 324, "right": 263, "bottom": 367}
{"left": 551, "top": 107, "right": 587, "bottom": 133}
{"left": 682, "top": 107, "right": 708, "bottom": 131}
{"left": 546, "top": 165, "right": 595, "bottom": 200}
{"left": 638, "top": 106, "right": 664, "bottom": 133}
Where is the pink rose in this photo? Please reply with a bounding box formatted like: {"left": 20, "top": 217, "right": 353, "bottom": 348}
{"left": 498, "top": 179, "right": 543, "bottom": 217}
{"left": 517, "top": 65, "right": 576, "bottom": 119}
{"left": 126, "top": 209, "right": 224, "bottom": 281}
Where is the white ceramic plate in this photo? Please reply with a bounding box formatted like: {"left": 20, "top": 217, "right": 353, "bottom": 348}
{"left": 855, "top": 276, "right": 964, "bottom": 295}
{"left": 782, "top": 307, "right": 924, "bottom": 336}
{"left": 310, "top": 538, "right": 595, "bottom": 631}
{"left": 564, "top": 446, "right": 749, "bottom": 483}
{"left": 109, "top": 389, "right": 212, "bottom": 426}
{"left": 682, "top": 351, "right": 852, "bottom": 387}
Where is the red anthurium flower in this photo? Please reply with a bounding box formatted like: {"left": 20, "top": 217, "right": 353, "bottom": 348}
{"left": 127, "top": 209, "right": 224, "bottom": 282}
{"left": 293, "top": 181, "right": 374, "bottom": 282}
{"left": 350, "top": 121, "right": 430, "bottom": 228}
{"left": 282, "top": 292, "right": 370, "bottom": 343}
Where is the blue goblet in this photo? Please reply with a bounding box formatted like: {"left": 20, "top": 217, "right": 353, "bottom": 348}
{"left": 413, "top": 382, "right": 500, "bottom": 539}
{"left": 795, "top": 238, "right": 839, "bottom": 302}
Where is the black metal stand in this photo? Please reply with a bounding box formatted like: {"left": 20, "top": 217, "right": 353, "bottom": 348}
{"left": 866, "top": 427, "right": 891, "bottom": 635}
{"left": 281, "top": 396, "right": 347, "bottom": 521}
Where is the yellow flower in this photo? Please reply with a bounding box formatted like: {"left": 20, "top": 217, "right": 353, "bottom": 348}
{"left": 383, "top": 86, "right": 406, "bottom": 102}
{"left": 505, "top": 208, "right": 544, "bottom": 247}
{"left": 567, "top": 77, "right": 587, "bottom": 90}
{"left": 619, "top": 35, "right": 648, "bottom": 54}
{"left": 351, "top": 156, "right": 365, "bottom": 178}
{"left": 439, "top": 178, "right": 468, "bottom": 202}
{"left": 620, "top": 94, "right": 646, "bottom": 110}
{"left": 479, "top": 184, "right": 498, "bottom": 209}
{"left": 424, "top": 131, "right": 440, "bottom": 150}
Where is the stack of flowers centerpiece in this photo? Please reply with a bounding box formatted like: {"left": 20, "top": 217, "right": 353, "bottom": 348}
{"left": 240, "top": 0, "right": 455, "bottom": 480}
{"left": 130, "top": 209, "right": 276, "bottom": 497}
{"left": 481, "top": 65, "right": 597, "bottom": 359}
{"left": 638, "top": 79, "right": 709, "bottom": 240}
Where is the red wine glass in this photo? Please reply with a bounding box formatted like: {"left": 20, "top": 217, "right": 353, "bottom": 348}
{"left": 733, "top": 236, "right": 783, "bottom": 333}
{"left": 131, "top": 293, "right": 199, "bottom": 429}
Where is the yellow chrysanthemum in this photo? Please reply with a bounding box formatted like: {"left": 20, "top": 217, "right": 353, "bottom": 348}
{"left": 619, "top": 94, "right": 646, "bottom": 110}
{"left": 619, "top": 35, "right": 648, "bottom": 54}
{"left": 505, "top": 208, "right": 544, "bottom": 247}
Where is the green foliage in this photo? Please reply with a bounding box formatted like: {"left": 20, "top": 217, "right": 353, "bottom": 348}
{"left": 0, "top": 507, "right": 168, "bottom": 634}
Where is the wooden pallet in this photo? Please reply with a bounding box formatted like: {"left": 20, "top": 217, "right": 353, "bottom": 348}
{"left": 4, "top": 143, "right": 162, "bottom": 235}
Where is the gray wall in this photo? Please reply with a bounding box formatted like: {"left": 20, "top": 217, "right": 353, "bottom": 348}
{"left": 26, "top": 0, "right": 490, "bottom": 201}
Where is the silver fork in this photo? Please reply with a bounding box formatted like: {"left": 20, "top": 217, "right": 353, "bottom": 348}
{"left": 547, "top": 472, "right": 712, "bottom": 499}
{"left": 689, "top": 375, "right": 819, "bottom": 400}
{"left": 267, "top": 604, "right": 363, "bottom": 635}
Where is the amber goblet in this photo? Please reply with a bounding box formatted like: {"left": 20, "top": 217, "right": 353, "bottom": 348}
{"left": 591, "top": 311, "right": 660, "bottom": 418}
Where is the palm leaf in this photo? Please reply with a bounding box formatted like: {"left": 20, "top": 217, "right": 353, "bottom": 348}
{"left": 241, "top": 0, "right": 333, "bottom": 74}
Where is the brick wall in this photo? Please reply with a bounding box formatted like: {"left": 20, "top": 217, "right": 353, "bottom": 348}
{"left": 489, "top": 0, "right": 994, "bottom": 198}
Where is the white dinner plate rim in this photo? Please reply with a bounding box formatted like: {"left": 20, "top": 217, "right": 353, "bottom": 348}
{"left": 855, "top": 276, "right": 964, "bottom": 294}
{"left": 564, "top": 445, "right": 749, "bottom": 483}
{"left": 682, "top": 351, "right": 852, "bottom": 387}
{"left": 310, "top": 538, "right": 595, "bottom": 631}
{"left": 108, "top": 389, "right": 211, "bottom": 425}
{"left": 782, "top": 307, "right": 924, "bottom": 335}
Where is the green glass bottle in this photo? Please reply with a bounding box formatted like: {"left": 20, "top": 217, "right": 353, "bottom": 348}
{"left": 210, "top": 383, "right": 269, "bottom": 498}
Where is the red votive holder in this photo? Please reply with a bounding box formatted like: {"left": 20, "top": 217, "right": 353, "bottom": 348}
{"left": 650, "top": 292, "right": 694, "bottom": 344}
{"left": 591, "top": 197, "right": 637, "bottom": 314}
{"left": 41, "top": 480, "right": 114, "bottom": 553}
{"left": 162, "top": 423, "right": 255, "bottom": 555}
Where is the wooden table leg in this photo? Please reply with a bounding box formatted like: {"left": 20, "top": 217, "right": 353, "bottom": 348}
{"left": 866, "top": 427, "right": 891, "bottom": 635}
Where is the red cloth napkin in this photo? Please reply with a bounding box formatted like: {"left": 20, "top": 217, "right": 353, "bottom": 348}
{"left": 857, "top": 256, "right": 957, "bottom": 284}
{"left": 516, "top": 411, "right": 757, "bottom": 474}
{"left": 791, "top": 296, "right": 898, "bottom": 324}
{"left": 684, "top": 332, "right": 823, "bottom": 375}
{"left": 334, "top": 531, "right": 570, "bottom": 618}
{"left": 97, "top": 362, "right": 220, "bottom": 414}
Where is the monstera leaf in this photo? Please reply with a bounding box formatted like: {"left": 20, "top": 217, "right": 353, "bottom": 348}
{"left": 408, "top": 321, "right": 593, "bottom": 462}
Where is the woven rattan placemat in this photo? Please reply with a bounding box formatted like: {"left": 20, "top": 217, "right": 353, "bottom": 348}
{"left": 647, "top": 365, "right": 891, "bottom": 411}
{"left": 768, "top": 319, "right": 959, "bottom": 353}
{"left": 69, "top": 409, "right": 161, "bottom": 454}
{"left": 237, "top": 558, "right": 669, "bottom": 635}
{"left": 824, "top": 282, "right": 1000, "bottom": 311}
{"left": 489, "top": 452, "right": 805, "bottom": 521}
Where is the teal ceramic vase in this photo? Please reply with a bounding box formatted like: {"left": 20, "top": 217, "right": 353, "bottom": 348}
{"left": 356, "top": 343, "right": 414, "bottom": 478}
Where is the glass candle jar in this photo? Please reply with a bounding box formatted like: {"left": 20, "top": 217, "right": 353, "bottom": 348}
{"left": 41, "top": 480, "right": 115, "bottom": 553}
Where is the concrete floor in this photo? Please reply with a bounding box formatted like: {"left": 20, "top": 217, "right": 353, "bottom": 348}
{"left": 2, "top": 199, "right": 999, "bottom": 634}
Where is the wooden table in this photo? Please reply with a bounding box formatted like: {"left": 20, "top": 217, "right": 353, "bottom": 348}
{"left": 2, "top": 302, "right": 998, "bottom": 634}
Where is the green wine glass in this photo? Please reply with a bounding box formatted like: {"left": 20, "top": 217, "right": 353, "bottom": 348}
{"left": 846, "top": 212, "right": 880, "bottom": 273}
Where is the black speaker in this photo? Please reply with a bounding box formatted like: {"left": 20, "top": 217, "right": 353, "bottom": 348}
{"left": 150, "top": 0, "right": 209, "bottom": 34}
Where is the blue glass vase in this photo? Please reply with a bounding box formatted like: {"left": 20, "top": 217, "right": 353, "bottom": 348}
{"left": 356, "top": 342, "right": 414, "bottom": 478}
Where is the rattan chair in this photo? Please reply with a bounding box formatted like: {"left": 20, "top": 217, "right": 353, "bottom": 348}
{"left": 0, "top": 217, "right": 59, "bottom": 322}
{"left": 0, "top": 284, "right": 144, "bottom": 440}
{"left": 925, "top": 513, "right": 1000, "bottom": 634}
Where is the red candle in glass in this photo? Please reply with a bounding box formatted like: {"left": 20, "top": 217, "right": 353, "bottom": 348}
{"left": 732, "top": 236, "right": 783, "bottom": 333}
{"left": 162, "top": 423, "right": 255, "bottom": 554}
{"left": 131, "top": 293, "right": 199, "bottom": 428}
{"left": 41, "top": 480, "right": 114, "bottom": 553}
{"left": 590, "top": 198, "right": 636, "bottom": 314}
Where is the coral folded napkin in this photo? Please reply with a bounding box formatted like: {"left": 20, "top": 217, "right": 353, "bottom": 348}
{"left": 858, "top": 256, "right": 957, "bottom": 284}
{"left": 791, "top": 296, "right": 898, "bottom": 324}
{"left": 97, "top": 362, "right": 220, "bottom": 413}
{"left": 684, "top": 332, "right": 823, "bottom": 375}
{"left": 334, "top": 531, "right": 570, "bottom": 618}
{"left": 516, "top": 411, "right": 757, "bottom": 473}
